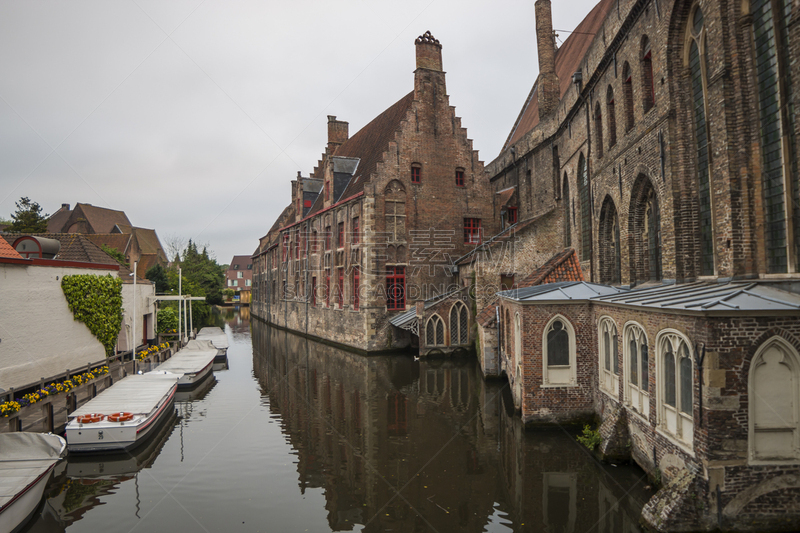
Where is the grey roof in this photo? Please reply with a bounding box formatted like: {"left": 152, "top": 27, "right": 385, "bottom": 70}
{"left": 301, "top": 177, "right": 324, "bottom": 194}
{"left": 592, "top": 281, "right": 800, "bottom": 312}
{"left": 499, "top": 281, "right": 626, "bottom": 302}
{"left": 332, "top": 156, "right": 360, "bottom": 175}
{"left": 389, "top": 287, "right": 466, "bottom": 329}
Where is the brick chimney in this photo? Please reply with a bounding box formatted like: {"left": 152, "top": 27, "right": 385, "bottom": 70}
{"left": 415, "top": 31, "right": 442, "bottom": 71}
{"left": 535, "top": 0, "right": 560, "bottom": 118}
{"left": 327, "top": 116, "right": 348, "bottom": 154}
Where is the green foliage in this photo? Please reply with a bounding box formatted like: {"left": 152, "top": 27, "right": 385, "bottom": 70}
{"left": 9, "top": 197, "right": 48, "bottom": 233}
{"left": 100, "top": 244, "right": 128, "bottom": 266}
{"left": 576, "top": 424, "right": 603, "bottom": 451}
{"left": 179, "top": 240, "right": 226, "bottom": 305}
{"left": 157, "top": 306, "right": 179, "bottom": 333}
{"left": 61, "top": 274, "right": 123, "bottom": 357}
{"left": 223, "top": 289, "right": 235, "bottom": 299}
{"left": 145, "top": 264, "right": 170, "bottom": 293}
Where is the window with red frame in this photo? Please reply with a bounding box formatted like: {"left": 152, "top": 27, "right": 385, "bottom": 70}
{"left": 337, "top": 268, "right": 344, "bottom": 308}
{"left": 352, "top": 266, "right": 360, "bottom": 310}
{"left": 282, "top": 233, "right": 289, "bottom": 262}
{"left": 386, "top": 266, "right": 406, "bottom": 310}
{"left": 337, "top": 222, "right": 344, "bottom": 248}
{"left": 352, "top": 217, "right": 360, "bottom": 244}
{"left": 455, "top": 169, "right": 465, "bottom": 187}
{"left": 411, "top": 163, "right": 421, "bottom": 184}
{"left": 311, "top": 277, "right": 317, "bottom": 306}
{"left": 325, "top": 269, "right": 330, "bottom": 307}
{"left": 464, "top": 218, "right": 482, "bottom": 244}
{"left": 507, "top": 207, "right": 518, "bottom": 225}
{"left": 325, "top": 226, "right": 331, "bottom": 250}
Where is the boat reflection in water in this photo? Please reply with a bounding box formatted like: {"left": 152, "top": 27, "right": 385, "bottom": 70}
{"left": 252, "top": 323, "right": 651, "bottom": 533}
{"left": 22, "top": 411, "right": 179, "bottom": 532}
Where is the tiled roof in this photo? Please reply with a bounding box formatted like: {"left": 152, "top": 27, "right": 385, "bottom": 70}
{"left": 0, "top": 237, "right": 22, "bottom": 259}
{"left": 306, "top": 92, "right": 414, "bottom": 218}
{"left": 84, "top": 233, "right": 131, "bottom": 255}
{"left": 503, "top": 0, "right": 615, "bottom": 151}
{"left": 228, "top": 255, "right": 252, "bottom": 270}
{"left": 496, "top": 187, "right": 516, "bottom": 208}
{"left": 477, "top": 303, "right": 498, "bottom": 327}
{"left": 518, "top": 248, "right": 583, "bottom": 288}
{"left": 55, "top": 234, "right": 120, "bottom": 265}
{"left": 46, "top": 205, "right": 72, "bottom": 233}
{"left": 67, "top": 203, "right": 131, "bottom": 234}
{"left": 455, "top": 213, "right": 546, "bottom": 266}
{"left": 137, "top": 253, "right": 159, "bottom": 274}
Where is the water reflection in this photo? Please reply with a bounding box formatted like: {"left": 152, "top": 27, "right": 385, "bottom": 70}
{"left": 252, "top": 323, "right": 651, "bottom": 532}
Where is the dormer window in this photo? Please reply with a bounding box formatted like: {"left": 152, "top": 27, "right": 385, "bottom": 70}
{"left": 411, "top": 163, "right": 422, "bottom": 184}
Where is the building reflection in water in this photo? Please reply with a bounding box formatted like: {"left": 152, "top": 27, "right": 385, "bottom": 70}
{"left": 252, "top": 322, "right": 651, "bottom": 532}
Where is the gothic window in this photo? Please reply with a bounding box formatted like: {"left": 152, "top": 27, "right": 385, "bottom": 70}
{"left": 657, "top": 331, "right": 693, "bottom": 447}
{"left": 752, "top": 0, "right": 798, "bottom": 273}
{"left": 542, "top": 316, "right": 577, "bottom": 386}
{"left": 624, "top": 323, "right": 650, "bottom": 418}
{"left": 749, "top": 337, "right": 800, "bottom": 463}
{"left": 629, "top": 175, "right": 661, "bottom": 285}
{"left": 594, "top": 102, "right": 604, "bottom": 159}
{"left": 563, "top": 173, "right": 572, "bottom": 247}
{"left": 514, "top": 312, "right": 522, "bottom": 367}
{"left": 688, "top": 5, "right": 715, "bottom": 276}
{"left": 578, "top": 154, "right": 591, "bottom": 261}
{"left": 641, "top": 36, "right": 655, "bottom": 113}
{"left": 599, "top": 317, "right": 619, "bottom": 397}
{"left": 599, "top": 196, "right": 621, "bottom": 284}
{"left": 352, "top": 266, "right": 360, "bottom": 310}
{"left": 384, "top": 181, "right": 407, "bottom": 243}
{"left": 607, "top": 85, "right": 617, "bottom": 148}
{"left": 449, "top": 301, "right": 469, "bottom": 346}
{"left": 623, "top": 62, "right": 634, "bottom": 131}
{"left": 426, "top": 314, "right": 445, "bottom": 346}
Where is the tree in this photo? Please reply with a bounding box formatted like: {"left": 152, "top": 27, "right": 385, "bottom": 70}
{"left": 101, "top": 244, "right": 128, "bottom": 266}
{"left": 9, "top": 197, "right": 48, "bottom": 233}
{"left": 146, "top": 264, "right": 170, "bottom": 293}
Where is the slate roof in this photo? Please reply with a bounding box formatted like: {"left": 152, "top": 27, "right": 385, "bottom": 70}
{"left": 306, "top": 91, "right": 415, "bottom": 218}
{"left": 503, "top": 0, "right": 615, "bottom": 151}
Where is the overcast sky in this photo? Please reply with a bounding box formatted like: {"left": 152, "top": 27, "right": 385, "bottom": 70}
{"left": 0, "top": 0, "right": 599, "bottom": 264}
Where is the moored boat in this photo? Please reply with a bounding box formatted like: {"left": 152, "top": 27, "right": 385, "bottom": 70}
{"left": 195, "top": 327, "right": 228, "bottom": 362}
{"left": 0, "top": 432, "right": 66, "bottom": 533}
{"left": 152, "top": 339, "right": 217, "bottom": 390}
{"left": 65, "top": 373, "right": 179, "bottom": 454}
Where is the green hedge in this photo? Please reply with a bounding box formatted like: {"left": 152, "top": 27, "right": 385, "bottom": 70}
{"left": 61, "top": 274, "right": 123, "bottom": 357}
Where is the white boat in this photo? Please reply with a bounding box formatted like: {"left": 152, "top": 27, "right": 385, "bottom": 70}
{"left": 0, "top": 432, "right": 66, "bottom": 533}
{"left": 152, "top": 339, "right": 217, "bottom": 390}
{"left": 65, "top": 373, "right": 179, "bottom": 454}
{"left": 195, "top": 327, "right": 229, "bottom": 362}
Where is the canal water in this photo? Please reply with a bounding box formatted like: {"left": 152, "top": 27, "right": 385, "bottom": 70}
{"left": 23, "top": 308, "right": 652, "bottom": 533}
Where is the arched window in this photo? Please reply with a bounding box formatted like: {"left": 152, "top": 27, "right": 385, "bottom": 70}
{"left": 657, "top": 331, "right": 693, "bottom": 447}
{"left": 622, "top": 62, "right": 634, "bottom": 131}
{"left": 641, "top": 36, "right": 655, "bottom": 113}
{"left": 752, "top": 0, "right": 798, "bottom": 273}
{"left": 449, "top": 301, "right": 469, "bottom": 345}
{"left": 594, "top": 102, "right": 604, "bottom": 159}
{"left": 563, "top": 173, "right": 572, "bottom": 247}
{"left": 578, "top": 154, "right": 591, "bottom": 261}
{"left": 688, "top": 5, "right": 715, "bottom": 276}
{"left": 542, "top": 316, "right": 577, "bottom": 386}
{"left": 628, "top": 175, "right": 662, "bottom": 285}
{"left": 599, "top": 196, "right": 621, "bottom": 284}
{"left": 749, "top": 336, "right": 800, "bottom": 463}
{"left": 426, "top": 314, "right": 445, "bottom": 347}
{"left": 598, "top": 317, "right": 619, "bottom": 397}
{"left": 607, "top": 85, "right": 617, "bottom": 148}
{"left": 624, "top": 323, "right": 650, "bottom": 418}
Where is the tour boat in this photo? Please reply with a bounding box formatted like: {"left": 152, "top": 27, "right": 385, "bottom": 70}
{"left": 196, "top": 327, "right": 229, "bottom": 362}
{"left": 65, "top": 372, "right": 179, "bottom": 454}
{"left": 0, "top": 432, "right": 67, "bottom": 533}
{"left": 152, "top": 339, "right": 217, "bottom": 390}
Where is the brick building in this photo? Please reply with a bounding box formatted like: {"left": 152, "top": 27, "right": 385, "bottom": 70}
{"left": 225, "top": 255, "right": 253, "bottom": 304}
{"left": 251, "top": 32, "right": 498, "bottom": 353}
{"left": 476, "top": 0, "right": 800, "bottom": 530}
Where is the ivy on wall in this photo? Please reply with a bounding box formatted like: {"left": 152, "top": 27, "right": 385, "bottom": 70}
{"left": 61, "top": 274, "right": 123, "bottom": 357}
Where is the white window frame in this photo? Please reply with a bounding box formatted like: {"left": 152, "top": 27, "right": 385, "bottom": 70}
{"left": 623, "top": 322, "right": 650, "bottom": 419}
{"left": 598, "top": 316, "right": 620, "bottom": 398}
{"left": 748, "top": 335, "right": 800, "bottom": 464}
{"left": 656, "top": 329, "right": 694, "bottom": 450}
{"left": 542, "top": 314, "right": 577, "bottom": 387}
{"left": 425, "top": 314, "right": 445, "bottom": 347}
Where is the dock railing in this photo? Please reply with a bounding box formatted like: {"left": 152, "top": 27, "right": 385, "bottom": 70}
{"left": 0, "top": 342, "right": 176, "bottom": 434}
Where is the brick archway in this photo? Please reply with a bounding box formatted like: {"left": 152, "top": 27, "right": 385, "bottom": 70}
{"left": 628, "top": 174, "right": 661, "bottom": 286}
{"left": 599, "top": 195, "right": 621, "bottom": 284}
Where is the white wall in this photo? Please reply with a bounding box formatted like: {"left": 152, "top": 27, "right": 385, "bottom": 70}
{"left": 0, "top": 263, "right": 111, "bottom": 391}
{"left": 119, "top": 281, "right": 156, "bottom": 352}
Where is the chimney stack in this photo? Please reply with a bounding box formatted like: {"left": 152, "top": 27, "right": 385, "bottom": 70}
{"left": 415, "top": 31, "right": 442, "bottom": 71}
{"left": 535, "top": 0, "right": 560, "bottom": 118}
{"left": 327, "top": 116, "right": 349, "bottom": 154}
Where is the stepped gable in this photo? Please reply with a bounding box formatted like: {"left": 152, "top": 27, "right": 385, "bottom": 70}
{"left": 517, "top": 248, "right": 583, "bottom": 288}
{"left": 305, "top": 91, "right": 415, "bottom": 218}
{"left": 503, "top": 0, "right": 614, "bottom": 151}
